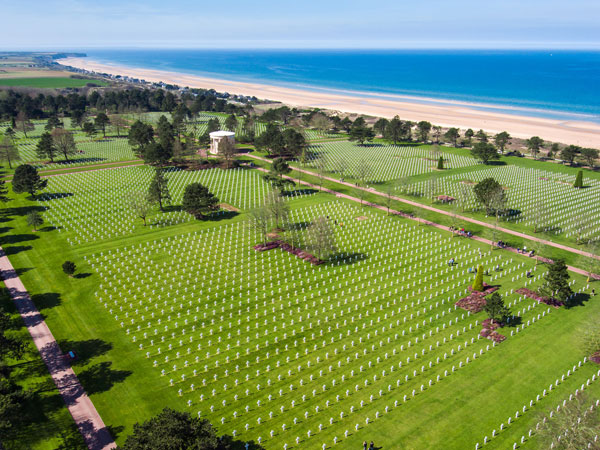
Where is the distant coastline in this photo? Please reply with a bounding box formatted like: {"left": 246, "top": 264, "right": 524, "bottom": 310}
{"left": 59, "top": 56, "right": 600, "bottom": 148}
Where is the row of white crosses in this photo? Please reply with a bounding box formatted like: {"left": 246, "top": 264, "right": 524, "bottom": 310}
{"left": 86, "top": 200, "right": 567, "bottom": 448}
{"left": 4, "top": 119, "right": 136, "bottom": 168}
{"left": 475, "top": 358, "right": 600, "bottom": 450}
{"left": 406, "top": 164, "right": 600, "bottom": 242}
{"left": 39, "top": 165, "right": 308, "bottom": 244}
{"left": 306, "top": 140, "right": 478, "bottom": 183}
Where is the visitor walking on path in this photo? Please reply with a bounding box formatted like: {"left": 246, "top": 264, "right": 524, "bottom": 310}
{"left": 0, "top": 247, "right": 116, "bottom": 450}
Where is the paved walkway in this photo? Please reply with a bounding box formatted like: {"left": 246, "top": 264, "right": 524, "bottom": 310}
{"left": 0, "top": 248, "right": 116, "bottom": 450}
{"left": 255, "top": 166, "right": 597, "bottom": 278}
{"left": 247, "top": 154, "right": 600, "bottom": 261}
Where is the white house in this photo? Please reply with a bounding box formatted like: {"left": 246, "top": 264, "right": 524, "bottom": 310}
{"left": 209, "top": 130, "right": 235, "bottom": 155}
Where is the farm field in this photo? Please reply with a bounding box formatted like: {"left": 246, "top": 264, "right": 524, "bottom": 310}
{"left": 3, "top": 158, "right": 599, "bottom": 449}
{"left": 0, "top": 77, "right": 108, "bottom": 88}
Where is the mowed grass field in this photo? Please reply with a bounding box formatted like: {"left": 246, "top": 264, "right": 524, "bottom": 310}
{"left": 2, "top": 159, "right": 599, "bottom": 449}
{"left": 0, "top": 77, "right": 108, "bottom": 88}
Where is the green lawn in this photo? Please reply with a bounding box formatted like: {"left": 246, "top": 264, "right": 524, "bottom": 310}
{"left": 0, "top": 77, "right": 108, "bottom": 88}
{"left": 2, "top": 161, "right": 599, "bottom": 449}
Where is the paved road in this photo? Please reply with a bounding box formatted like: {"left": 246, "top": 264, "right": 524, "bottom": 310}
{"left": 247, "top": 153, "right": 600, "bottom": 262}
{"left": 0, "top": 248, "right": 116, "bottom": 450}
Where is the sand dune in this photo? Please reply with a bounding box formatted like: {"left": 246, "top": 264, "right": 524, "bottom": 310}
{"left": 60, "top": 57, "right": 600, "bottom": 148}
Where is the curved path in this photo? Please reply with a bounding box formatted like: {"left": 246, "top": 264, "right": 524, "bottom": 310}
{"left": 255, "top": 166, "right": 598, "bottom": 278}
{"left": 0, "top": 247, "right": 116, "bottom": 450}
{"left": 247, "top": 154, "right": 600, "bottom": 261}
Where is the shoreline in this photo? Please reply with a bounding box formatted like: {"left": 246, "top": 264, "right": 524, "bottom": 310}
{"left": 59, "top": 57, "right": 600, "bottom": 148}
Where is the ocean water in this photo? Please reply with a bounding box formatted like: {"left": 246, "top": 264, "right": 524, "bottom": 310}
{"left": 84, "top": 49, "right": 600, "bottom": 122}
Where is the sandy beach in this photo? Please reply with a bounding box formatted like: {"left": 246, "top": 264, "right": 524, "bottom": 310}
{"left": 60, "top": 57, "right": 600, "bottom": 148}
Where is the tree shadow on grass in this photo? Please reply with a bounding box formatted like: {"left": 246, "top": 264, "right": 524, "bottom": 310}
{"left": 0, "top": 226, "right": 13, "bottom": 234}
{"left": 55, "top": 339, "right": 113, "bottom": 367}
{"left": 328, "top": 252, "right": 369, "bottom": 266}
{"left": 0, "top": 205, "right": 45, "bottom": 218}
{"left": 565, "top": 293, "right": 591, "bottom": 309}
{"left": 206, "top": 210, "right": 239, "bottom": 222}
{"left": 505, "top": 316, "right": 523, "bottom": 328}
{"left": 74, "top": 272, "right": 92, "bottom": 279}
{"left": 30, "top": 292, "right": 62, "bottom": 311}
{"left": 3, "top": 245, "right": 33, "bottom": 256}
{"left": 76, "top": 361, "right": 132, "bottom": 396}
{"left": 0, "top": 233, "right": 39, "bottom": 246}
{"left": 218, "top": 436, "right": 265, "bottom": 450}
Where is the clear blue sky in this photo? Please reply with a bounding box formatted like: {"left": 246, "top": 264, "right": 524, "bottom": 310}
{"left": 2, "top": 0, "right": 599, "bottom": 49}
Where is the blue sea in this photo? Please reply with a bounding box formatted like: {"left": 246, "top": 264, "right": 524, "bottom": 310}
{"left": 83, "top": 49, "right": 600, "bottom": 123}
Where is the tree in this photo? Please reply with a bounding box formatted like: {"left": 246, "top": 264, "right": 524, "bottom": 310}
{"left": 249, "top": 205, "right": 271, "bottom": 245}
{"left": 464, "top": 129, "right": 474, "bottom": 147}
{"left": 560, "top": 145, "right": 580, "bottom": 165}
{"left": 26, "top": 211, "right": 43, "bottom": 231}
{"left": 539, "top": 259, "right": 572, "bottom": 304}
{"left": 472, "top": 265, "right": 484, "bottom": 291}
{"left": 265, "top": 189, "right": 289, "bottom": 230}
{"left": 531, "top": 199, "right": 547, "bottom": 233}
{"left": 82, "top": 121, "right": 97, "bottom": 139}
{"left": 305, "top": 216, "right": 337, "bottom": 261}
{"left": 255, "top": 123, "right": 284, "bottom": 156}
{"left": 417, "top": 121, "right": 432, "bottom": 143}
{"left": 143, "top": 142, "right": 172, "bottom": 166}
{"left": 471, "top": 142, "right": 499, "bottom": 164}
{"left": 484, "top": 292, "right": 510, "bottom": 324}
{"left": 216, "top": 138, "right": 236, "bottom": 169}
{"left": 182, "top": 183, "right": 219, "bottom": 219}
{"left": 475, "top": 129, "right": 488, "bottom": 143}
{"left": 535, "top": 393, "right": 600, "bottom": 450}
{"left": 355, "top": 159, "right": 372, "bottom": 206}
{"left": 0, "top": 378, "right": 34, "bottom": 433}
{"left": 0, "top": 135, "right": 20, "bottom": 169}
{"left": 263, "top": 158, "right": 294, "bottom": 191}
{"left": 45, "top": 115, "right": 63, "bottom": 131}
{"left": 127, "top": 191, "right": 153, "bottom": 226}
{"left": 374, "top": 118, "right": 389, "bottom": 137}
{"left": 384, "top": 180, "right": 397, "bottom": 215}
{"left": 437, "top": 156, "right": 444, "bottom": 170}
{"left": 548, "top": 142, "right": 560, "bottom": 159}
{"left": 51, "top": 128, "right": 77, "bottom": 161}
{"left": 36, "top": 132, "right": 57, "bottom": 162}
{"left": 386, "top": 116, "right": 402, "bottom": 144}
{"left": 581, "top": 147, "right": 599, "bottom": 167}
{"left": 281, "top": 128, "right": 306, "bottom": 159}
{"left": 128, "top": 120, "right": 154, "bottom": 154}
{"left": 349, "top": 122, "right": 375, "bottom": 145}
{"left": 426, "top": 176, "right": 438, "bottom": 203}
{"left": 473, "top": 177, "right": 504, "bottom": 214}
{"left": 148, "top": 168, "right": 171, "bottom": 212}
{"left": 573, "top": 170, "right": 584, "bottom": 188}
{"left": 12, "top": 164, "right": 47, "bottom": 197}
{"left": 432, "top": 126, "right": 442, "bottom": 144}
{"left": 493, "top": 131, "right": 511, "bottom": 154}
{"left": 0, "top": 308, "right": 27, "bottom": 361}
{"left": 15, "top": 111, "right": 34, "bottom": 138}
{"left": 526, "top": 136, "right": 544, "bottom": 159}
{"left": 62, "top": 261, "right": 76, "bottom": 277}
{"left": 444, "top": 128, "right": 460, "bottom": 147}
{"left": 121, "top": 407, "right": 220, "bottom": 450}
{"left": 334, "top": 156, "right": 348, "bottom": 181}
{"left": 310, "top": 113, "right": 331, "bottom": 134}
{"left": 109, "top": 115, "right": 129, "bottom": 137}
{"left": 94, "top": 112, "right": 110, "bottom": 138}
{"left": 313, "top": 153, "right": 328, "bottom": 192}
{"left": 224, "top": 114, "right": 238, "bottom": 132}
{"left": 206, "top": 118, "right": 220, "bottom": 134}
{"left": 578, "top": 247, "right": 600, "bottom": 283}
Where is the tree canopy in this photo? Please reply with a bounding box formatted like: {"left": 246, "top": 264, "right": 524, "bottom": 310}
{"left": 12, "top": 164, "right": 47, "bottom": 197}
{"left": 473, "top": 177, "right": 505, "bottom": 214}
{"left": 471, "top": 142, "right": 500, "bottom": 164}
{"left": 182, "top": 183, "right": 219, "bottom": 219}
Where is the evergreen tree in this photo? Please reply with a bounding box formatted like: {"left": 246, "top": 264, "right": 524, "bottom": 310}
{"left": 471, "top": 142, "right": 500, "bottom": 164}
{"left": 437, "top": 156, "right": 444, "bottom": 170}
{"left": 36, "top": 132, "right": 57, "bottom": 162}
{"left": 464, "top": 129, "right": 474, "bottom": 146}
{"left": 573, "top": 170, "right": 584, "bottom": 188}
{"left": 263, "top": 158, "right": 295, "bottom": 191}
{"left": 182, "top": 183, "right": 219, "bottom": 219}
{"left": 444, "top": 128, "right": 460, "bottom": 147}
{"left": 493, "top": 131, "right": 511, "bottom": 153}
{"left": 473, "top": 177, "right": 505, "bottom": 214}
{"left": 224, "top": 114, "right": 238, "bottom": 132}
{"left": 0, "top": 179, "right": 9, "bottom": 205}
{"left": 540, "top": 259, "right": 573, "bottom": 304}
{"left": 148, "top": 168, "right": 171, "bottom": 211}
{"left": 472, "top": 265, "right": 484, "bottom": 291}
{"left": 62, "top": 261, "right": 76, "bottom": 277}
{"left": 12, "top": 164, "right": 47, "bottom": 197}
{"left": 484, "top": 292, "right": 511, "bottom": 324}
{"left": 417, "top": 121, "right": 432, "bottom": 142}
{"left": 82, "top": 121, "right": 97, "bottom": 138}
{"left": 526, "top": 136, "right": 544, "bottom": 159}
{"left": 94, "top": 112, "right": 110, "bottom": 138}
{"left": 128, "top": 120, "right": 155, "bottom": 154}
